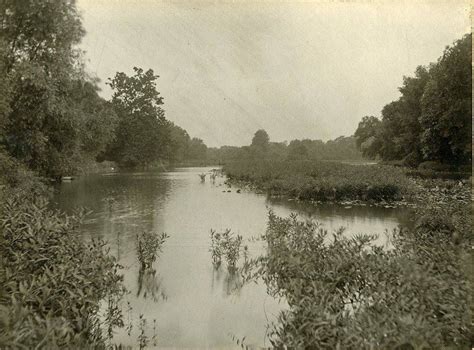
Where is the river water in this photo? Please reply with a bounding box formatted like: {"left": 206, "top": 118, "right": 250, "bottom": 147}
{"left": 53, "top": 167, "right": 411, "bottom": 348}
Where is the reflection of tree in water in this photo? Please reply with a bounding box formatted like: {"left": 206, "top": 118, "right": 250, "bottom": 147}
{"left": 137, "top": 267, "right": 167, "bottom": 302}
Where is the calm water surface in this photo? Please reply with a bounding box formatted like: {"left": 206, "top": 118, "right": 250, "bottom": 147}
{"left": 53, "top": 167, "right": 411, "bottom": 348}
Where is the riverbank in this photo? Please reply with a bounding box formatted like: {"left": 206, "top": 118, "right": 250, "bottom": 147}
{"left": 229, "top": 161, "right": 473, "bottom": 348}
{"left": 223, "top": 159, "right": 472, "bottom": 209}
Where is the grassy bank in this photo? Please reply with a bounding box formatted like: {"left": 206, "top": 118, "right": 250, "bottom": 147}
{"left": 224, "top": 159, "right": 413, "bottom": 203}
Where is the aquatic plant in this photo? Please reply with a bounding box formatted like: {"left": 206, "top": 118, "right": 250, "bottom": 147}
{"left": 242, "top": 210, "right": 472, "bottom": 349}
{"left": 210, "top": 229, "right": 223, "bottom": 268}
{"left": 199, "top": 173, "right": 206, "bottom": 182}
{"left": 224, "top": 159, "right": 413, "bottom": 203}
{"left": 137, "top": 314, "right": 148, "bottom": 350}
{"left": 210, "top": 229, "right": 245, "bottom": 273}
{"left": 0, "top": 192, "right": 126, "bottom": 348}
{"left": 136, "top": 231, "right": 169, "bottom": 270}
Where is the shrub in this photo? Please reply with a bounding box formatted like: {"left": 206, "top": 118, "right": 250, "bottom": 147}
{"left": 0, "top": 191, "right": 126, "bottom": 348}
{"left": 210, "top": 229, "right": 244, "bottom": 273}
{"left": 136, "top": 231, "right": 169, "bottom": 270}
{"left": 243, "top": 211, "right": 472, "bottom": 349}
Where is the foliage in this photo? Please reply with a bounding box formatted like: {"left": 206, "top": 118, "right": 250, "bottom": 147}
{"left": 419, "top": 34, "right": 472, "bottom": 164}
{"left": 136, "top": 231, "right": 169, "bottom": 270}
{"left": 354, "top": 34, "right": 471, "bottom": 166}
{"left": 103, "top": 67, "right": 208, "bottom": 167}
{"left": 244, "top": 209, "right": 472, "bottom": 349}
{"left": 0, "top": 191, "right": 126, "bottom": 348}
{"left": 251, "top": 129, "right": 270, "bottom": 150}
{"left": 224, "top": 159, "right": 412, "bottom": 202}
{"left": 0, "top": 0, "right": 119, "bottom": 179}
{"left": 208, "top": 132, "right": 363, "bottom": 164}
{"left": 210, "top": 229, "right": 245, "bottom": 273}
{"left": 354, "top": 116, "right": 382, "bottom": 159}
{"left": 104, "top": 67, "right": 165, "bottom": 168}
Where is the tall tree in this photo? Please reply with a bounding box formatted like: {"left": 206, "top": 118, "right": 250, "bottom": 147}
{"left": 354, "top": 34, "right": 471, "bottom": 166}
{"left": 354, "top": 116, "right": 382, "bottom": 159}
{"left": 251, "top": 129, "right": 270, "bottom": 149}
{"left": 420, "top": 34, "right": 472, "bottom": 164}
{"left": 105, "top": 67, "right": 167, "bottom": 167}
{"left": 1, "top": 0, "right": 116, "bottom": 178}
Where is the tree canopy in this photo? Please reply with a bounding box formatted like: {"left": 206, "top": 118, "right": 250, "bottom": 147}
{"left": 355, "top": 34, "right": 471, "bottom": 167}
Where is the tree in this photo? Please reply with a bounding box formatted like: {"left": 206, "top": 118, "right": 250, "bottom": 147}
{"left": 187, "top": 137, "right": 207, "bottom": 160}
{"left": 354, "top": 116, "right": 382, "bottom": 159}
{"left": 105, "top": 67, "right": 167, "bottom": 168}
{"left": 71, "top": 81, "right": 118, "bottom": 162}
{"left": 251, "top": 129, "right": 270, "bottom": 149}
{"left": 288, "top": 140, "right": 308, "bottom": 159}
{"left": 420, "top": 34, "right": 471, "bottom": 164}
{"left": 354, "top": 34, "right": 471, "bottom": 166}
{"left": 0, "top": 0, "right": 112, "bottom": 178}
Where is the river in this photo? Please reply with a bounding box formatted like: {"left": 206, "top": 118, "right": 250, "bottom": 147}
{"left": 52, "top": 167, "right": 411, "bottom": 348}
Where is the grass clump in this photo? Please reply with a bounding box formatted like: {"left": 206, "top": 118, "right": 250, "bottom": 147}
{"left": 210, "top": 229, "right": 245, "bottom": 273}
{"left": 136, "top": 231, "right": 169, "bottom": 270}
{"left": 224, "top": 159, "right": 412, "bottom": 203}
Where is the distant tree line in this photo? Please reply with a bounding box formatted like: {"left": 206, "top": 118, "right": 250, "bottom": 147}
{"left": 355, "top": 34, "right": 472, "bottom": 168}
{"left": 208, "top": 129, "right": 363, "bottom": 163}
{"left": 0, "top": 0, "right": 206, "bottom": 179}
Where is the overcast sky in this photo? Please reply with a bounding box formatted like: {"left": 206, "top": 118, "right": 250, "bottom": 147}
{"left": 77, "top": 0, "right": 470, "bottom": 147}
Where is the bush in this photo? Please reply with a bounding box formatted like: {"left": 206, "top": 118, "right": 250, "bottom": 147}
{"left": 244, "top": 211, "right": 472, "bottom": 349}
{"left": 136, "top": 231, "right": 169, "bottom": 270}
{"left": 0, "top": 191, "right": 126, "bottom": 348}
{"left": 210, "top": 229, "right": 245, "bottom": 273}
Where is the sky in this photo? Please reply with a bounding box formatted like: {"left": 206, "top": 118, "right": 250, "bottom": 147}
{"left": 77, "top": 0, "right": 470, "bottom": 147}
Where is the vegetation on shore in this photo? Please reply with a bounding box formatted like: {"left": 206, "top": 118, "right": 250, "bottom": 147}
{"left": 0, "top": 183, "right": 126, "bottom": 348}
{"left": 355, "top": 34, "right": 471, "bottom": 168}
{"left": 225, "top": 159, "right": 413, "bottom": 203}
{"left": 208, "top": 130, "right": 364, "bottom": 165}
{"left": 234, "top": 173, "right": 472, "bottom": 348}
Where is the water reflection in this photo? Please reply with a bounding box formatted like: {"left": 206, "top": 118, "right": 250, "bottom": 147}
{"left": 53, "top": 167, "right": 412, "bottom": 348}
{"left": 137, "top": 268, "right": 167, "bottom": 302}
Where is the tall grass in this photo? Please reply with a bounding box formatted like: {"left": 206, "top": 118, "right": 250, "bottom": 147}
{"left": 224, "top": 159, "right": 413, "bottom": 202}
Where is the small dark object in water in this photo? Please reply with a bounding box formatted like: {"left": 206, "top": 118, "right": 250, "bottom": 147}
{"left": 227, "top": 190, "right": 231, "bottom": 193}
{"left": 236, "top": 189, "right": 241, "bottom": 193}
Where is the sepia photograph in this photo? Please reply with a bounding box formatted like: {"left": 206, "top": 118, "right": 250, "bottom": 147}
{"left": 0, "top": 0, "right": 472, "bottom": 348}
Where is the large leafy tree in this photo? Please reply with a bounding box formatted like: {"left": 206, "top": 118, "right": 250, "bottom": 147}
{"left": 251, "top": 129, "right": 270, "bottom": 149}
{"left": 354, "top": 116, "right": 382, "bottom": 159}
{"left": 105, "top": 67, "right": 168, "bottom": 167}
{"left": 354, "top": 34, "right": 471, "bottom": 166}
{"left": 0, "top": 0, "right": 117, "bottom": 178}
{"left": 420, "top": 34, "right": 471, "bottom": 164}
